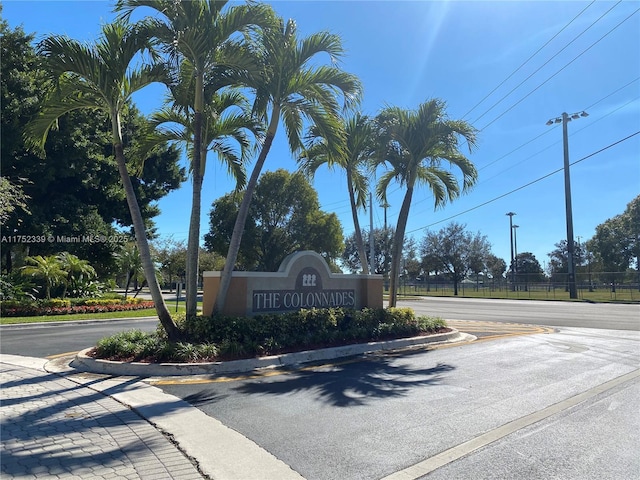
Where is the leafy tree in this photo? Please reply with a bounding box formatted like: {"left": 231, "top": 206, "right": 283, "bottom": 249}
{"left": 547, "top": 240, "right": 586, "bottom": 286}
{"left": 204, "top": 192, "right": 260, "bottom": 270}
{"left": 587, "top": 216, "right": 631, "bottom": 291}
{"left": 20, "top": 255, "right": 66, "bottom": 299}
{"left": 420, "top": 222, "right": 490, "bottom": 296}
{"left": 403, "top": 237, "right": 422, "bottom": 284}
{"left": 197, "top": 248, "right": 224, "bottom": 283}
{"left": 1, "top": 20, "right": 183, "bottom": 277}
{"left": 587, "top": 195, "right": 640, "bottom": 291}
{"left": 342, "top": 227, "right": 394, "bottom": 277}
{"left": 117, "top": 0, "right": 273, "bottom": 318}
{"left": 485, "top": 254, "right": 507, "bottom": 284}
{"left": 154, "top": 237, "right": 187, "bottom": 290}
{"left": 374, "top": 100, "right": 478, "bottom": 306}
{"left": 0, "top": 177, "right": 29, "bottom": 226}
{"left": 26, "top": 21, "right": 181, "bottom": 340}
{"left": 205, "top": 169, "right": 343, "bottom": 271}
{"left": 513, "top": 252, "right": 545, "bottom": 287}
{"left": 1, "top": 19, "right": 46, "bottom": 273}
{"left": 623, "top": 196, "right": 640, "bottom": 274}
{"left": 215, "top": 14, "right": 361, "bottom": 312}
{"left": 300, "top": 113, "right": 375, "bottom": 273}
{"left": 0, "top": 19, "right": 46, "bottom": 171}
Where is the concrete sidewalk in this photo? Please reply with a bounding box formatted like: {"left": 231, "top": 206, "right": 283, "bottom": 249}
{"left": 0, "top": 354, "right": 304, "bottom": 480}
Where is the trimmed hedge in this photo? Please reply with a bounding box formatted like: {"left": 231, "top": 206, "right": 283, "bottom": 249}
{"left": 93, "top": 307, "right": 448, "bottom": 363}
{"left": 0, "top": 297, "right": 154, "bottom": 317}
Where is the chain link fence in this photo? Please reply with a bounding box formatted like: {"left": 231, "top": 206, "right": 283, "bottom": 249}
{"left": 396, "top": 272, "right": 640, "bottom": 302}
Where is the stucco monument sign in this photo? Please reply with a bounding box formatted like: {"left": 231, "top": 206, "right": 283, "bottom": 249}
{"left": 202, "top": 251, "right": 383, "bottom": 317}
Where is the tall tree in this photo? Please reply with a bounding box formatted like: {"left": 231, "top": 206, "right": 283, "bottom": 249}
{"left": 420, "top": 222, "right": 489, "bottom": 296}
{"left": 622, "top": 196, "right": 640, "bottom": 289}
{"left": 299, "top": 113, "right": 375, "bottom": 273}
{"left": 215, "top": 15, "right": 361, "bottom": 312}
{"left": 513, "top": 252, "right": 545, "bottom": 287}
{"left": 205, "top": 169, "right": 343, "bottom": 271}
{"left": 0, "top": 177, "right": 29, "bottom": 226}
{"left": 342, "top": 227, "right": 394, "bottom": 277}
{"left": 26, "top": 21, "right": 181, "bottom": 340}
{"left": 1, "top": 20, "right": 183, "bottom": 277}
{"left": 547, "top": 239, "right": 586, "bottom": 286}
{"left": 485, "top": 254, "right": 507, "bottom": 285}
{"left": 116, "top": 0, "right": 273, "bottom": 318}
{"left": 375, "top": 100, "right": 478, "bottom": 306}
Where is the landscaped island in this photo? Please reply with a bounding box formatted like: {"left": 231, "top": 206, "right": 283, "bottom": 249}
{"left": 91, "top": 307, "right": 448, "bottom": 364}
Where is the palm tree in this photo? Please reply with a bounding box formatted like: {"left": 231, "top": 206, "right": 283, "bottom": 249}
{"left": 57, "top": 252, "right": 97, "bottom": 298}
{"left": 299, "top": 113, "right": 375, "bottom": 274}
{"left": 215, "top": 16, "right": 361, "bottom": 313}
{"left": 116, "top": 242, "right": 144, "bottom": 298}
{"left": 116, "top": 0, "right": 273, "bottom": 318}
{"left": 374, "top": 99, "right": 478, "bottom": 307}
{"left": 21, "top": 255, "right": 67, "bottom": 300}
{"left": 147, "top": 86, "right": 259, "bottom": 196}
{"left": 25, "top": 21, "right": 182, "bottom": 340}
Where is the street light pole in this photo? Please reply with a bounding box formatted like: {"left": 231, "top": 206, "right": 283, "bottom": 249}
{"left": 513, "top": 224, "right": 519, "bottom": 290}
{"left": 546, "top": 110, "right": 588, "bottom": 299}
{"left": 513, "top": 224, "right": 519, "bottom": 270}
{"left": 506, "top": 212, "right": 516, "bottom": 291}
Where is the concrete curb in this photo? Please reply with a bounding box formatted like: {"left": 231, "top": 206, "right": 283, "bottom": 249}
{"left": 71, "top": 329, "right": 474, "bottom": 377}
{"left": 0, "top": 316, "right": 159, "bottom": 329}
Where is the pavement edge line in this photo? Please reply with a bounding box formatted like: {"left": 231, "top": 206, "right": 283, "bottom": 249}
{"left": 381, "top": 368, "right": 640, "bottom": 480}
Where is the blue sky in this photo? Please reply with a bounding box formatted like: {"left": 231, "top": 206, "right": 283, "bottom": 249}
{"left": 3, "top": 0, "right": 639, "bottom": 271}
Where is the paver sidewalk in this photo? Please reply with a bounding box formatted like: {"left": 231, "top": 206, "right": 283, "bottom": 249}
{"left": 0, "top": 358, "right": 204, "bottom": 480}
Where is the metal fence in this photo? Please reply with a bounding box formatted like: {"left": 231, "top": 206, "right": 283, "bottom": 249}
{"left": 395, "top": 272, "right": 640, "bottom": 302}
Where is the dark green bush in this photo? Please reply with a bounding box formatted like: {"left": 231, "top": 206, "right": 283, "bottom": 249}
{"left": 179, "top": 307, "right": 446, "bottom": 359}
{"left": 94, "top": 308, "right": 447, "bottom": 363}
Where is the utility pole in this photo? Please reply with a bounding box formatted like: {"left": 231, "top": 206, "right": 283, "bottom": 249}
{"left": 506, "top": 212, "right": 516, "bottom": 291}
{"left": 513, "top": 224, "right": 519, "bottom": 270}
{"left": 380, "top": 201, "right": 390, "bottom": 230}
{"left": 546, "top": 111, "right": 588, "bottom": 299}
{"left": 369, "top": 193, "right": 375, "bottom": 275}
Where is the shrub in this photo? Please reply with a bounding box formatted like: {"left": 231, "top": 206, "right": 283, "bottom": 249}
{"left": 39, "top": 299, "right": 71, "bottom": 308}
{"left": 94, "top": 330, "right": 163, "bottom": 361}
{"left": 0, "top": 298, "right": 155, "bottom": 317}
{"left": 93, "top": 307, "right": 447, "bottom": 363}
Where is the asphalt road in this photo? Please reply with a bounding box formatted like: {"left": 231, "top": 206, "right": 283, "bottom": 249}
{"left": 0, "top": 318, "right": 158, "bottom": 358}
{"left": 155, "top": 327, "right": 640, "bottom": 480}
{"left": 2, "top": 299, "right": 639, "bottom": 479}
{"left": 402, "top": 297, "right": 640, "bottom": 330}
{"left": 1, "top": 298, "right": 638, "bottom": 357}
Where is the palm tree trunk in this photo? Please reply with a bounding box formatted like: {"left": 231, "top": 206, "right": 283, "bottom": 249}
{"left": 185, "top": 137, "right": 203, "bottom": 318}
{"left": 347, "top": 170, "right": 369, "bottom": 275}
{"left": 185, "top": 74, "right": 205, "bottom": 318}
{"left": 388, "top": 186, "right": 414, "bottom": 307}
{"left": 215, "top": 106, "right": 280, "bottom": 313}
{"left": 111, "top": 115, "right": 181, "bottom": 341}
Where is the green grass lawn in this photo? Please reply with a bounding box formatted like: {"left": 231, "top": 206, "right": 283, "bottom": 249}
{"left": 0, "top": 308, "right": 161, "bottom": 325}
{"left": 1, "top": 301, "right": 193, "bottom": 325}
{"left": 393, "top": 285, "right": 639, "bottom": 303}
{"left": 4, "top": 287, "right": 636, "bottom": 326}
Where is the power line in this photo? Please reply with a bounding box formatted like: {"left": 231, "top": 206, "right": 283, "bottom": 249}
{"left": 406, "top": 130, "right": 640, "bottom": 234}
{"left": 327, "top": 75, "right": 639, "bottom": 233}
{"left": 465, "top": 0, "right": 599, "bottom": 122}
{"left": 408, "top": 79, "right": 640, "bottom": 211}
{"left": 479, "top": 6, "right": 640, "bottom": 131}
{"left": 478, "top": 96, "right": 639, "bottom": 186}
{"left": 584, "top": 76, "right": 640, "bottom": 111}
